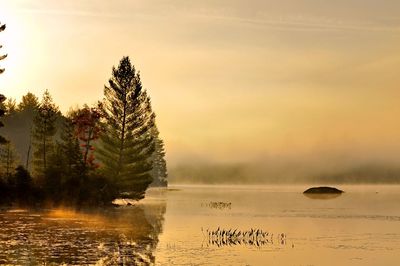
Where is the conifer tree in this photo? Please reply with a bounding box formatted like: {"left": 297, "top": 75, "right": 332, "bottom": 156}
{"left": 17, "top": 92, "right": 39, "bottom": 170}
{"left": 4, "top": 97, "right": 17, "bottom": 114}
{"left": 150, "top": 126, "right": 168, "bottom": 187}
{"left": 0, "top": 141, "right": 19, "bottom": 178}
{"left": 60, "top": 116, "right": 84, "bottom": 175}
{"left": 0, "top": 96, "right": 6, "bottom": 145}
{"left": 98, "top": 56, "right": 156, "bottom": 200}
{"left": 0, "top": 22, "right": 7, "bottom": 144}
{"left": 18, "top": 92, "right": 39, "bottom": 112}
{"left": 0, "top": 22, "right": 6, "bottom": 75}
{"left": 41, "top": 116, "right": 85, "bottom": 205}
{"left": 32, "top": 90, "right": 59, "bottom": 177}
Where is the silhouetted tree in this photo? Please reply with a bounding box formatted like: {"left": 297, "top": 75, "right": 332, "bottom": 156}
{"left": 0, "top": 22, "right": 7, "bottom": 144}
{"left": 14, "top": 165, "right": 34, "bottom": 205}
{"left": 0, "top": 92, "right": 39, "bottom": 171}
{"left": 48, "top": 116, "right": 85, "bottom": 205}
{"left": 18, "top": 92, "right": 39, "bottom": 170}
{"left": 150, "top": 126, "right": 168, "bottom": 187}
{"left": 4, "top": 98, "right": 17, "bottom": 114}
{"left": 32, "top": 90, "right": 59, "bottom": 178}
{"left": 18, "top": 92, "right": 39, "bottom": 112}
{"left": 0, "top": 96, "right": 6, "bottom": 145}
{"left": 0, "top": 141, "right": 19, "bottom": 179}
{"left": 44, "top": 143, "right": 67, "bottom": 204}
{"left": 98, "top": 56, "right": 156, "bottom": 200}
{"left": 0, "top": 22, "right": 6, "bottom": 75}
{"left": 60, "top": 115, "right": 84, "bottom": 175}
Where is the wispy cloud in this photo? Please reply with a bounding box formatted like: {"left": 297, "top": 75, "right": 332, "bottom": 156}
{"left": 14, "top": 3, "right": 400, "bottom": 33}
{"left": 17, "top": 8, "right": 121, "bottom": 19}
{"left": 196, "top": 13, "right": 400, "bottom": 33}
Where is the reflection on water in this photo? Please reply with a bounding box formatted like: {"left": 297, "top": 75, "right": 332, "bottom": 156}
{"left": 303, "top": 193, "right": 343, "bottom": 200}
{"left": 203, "top": 227, "right": 287, "bottom": 248}
{"left": 0, "top": 198, "right": 166, "bottom": 265}
{"left": 154, "top": 185, "right": 400, "bottom": 266}
{"left": 201, "top": 201, "right": 232, "bottom": 210}
{"left": 1, "top": 185, "right": 400, "bottom": 265}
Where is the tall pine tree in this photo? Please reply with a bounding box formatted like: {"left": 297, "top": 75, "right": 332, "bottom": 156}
{"left": 98, "top": 56, "right": 156, "bottom": 200}
{"left": 32, "top": 90, "right": 59, "bottom": 178}
{"left": 0, "top": 22, "right": 7, "bottom": 144}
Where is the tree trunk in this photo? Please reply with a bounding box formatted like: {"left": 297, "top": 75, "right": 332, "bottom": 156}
{"left": 83, "top": 127, "right": 93, "bottom": 168}
{"left": 26, "top": 127, "right": 32, "bottom": 171}
{"left": 43, "top": 120, "right": 47, "bottom": 174}
{"left": 118, "top": 93, "right": 128, "bottom": 176}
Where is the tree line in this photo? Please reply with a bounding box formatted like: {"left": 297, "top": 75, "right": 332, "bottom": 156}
{"left": 0, "top": 24, "right": 167, "bottom": 207}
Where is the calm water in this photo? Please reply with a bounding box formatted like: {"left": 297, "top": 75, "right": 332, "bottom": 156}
{"left": 1, "top": 185, "right": 400, "bottom": 265}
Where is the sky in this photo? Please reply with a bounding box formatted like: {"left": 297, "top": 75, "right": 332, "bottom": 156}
{"left": 1, "top": 0, "right": 400, "bottom": 167}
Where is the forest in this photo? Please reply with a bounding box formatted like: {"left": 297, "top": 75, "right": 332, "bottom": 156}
{"left": 0, "top": 23, "right": 167, "bottom": 207}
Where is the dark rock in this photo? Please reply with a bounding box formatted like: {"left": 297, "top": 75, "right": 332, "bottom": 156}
{"left": 303, "top": 186, "right": 344, "bottom": 194}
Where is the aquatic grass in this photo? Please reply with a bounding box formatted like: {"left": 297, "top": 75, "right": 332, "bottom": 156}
{"left": 202, "top": 227, "right": 287, "bottom": 248}
{"left": 201, "top": 201, "right": 232, "bottom": 210}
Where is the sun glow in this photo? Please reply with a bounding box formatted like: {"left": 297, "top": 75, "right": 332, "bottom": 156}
{"left": 0, "top": 4, "right": 39, "bottom": 100}
{"left": 0, "top": 7, "right": 20, "bottom": 70}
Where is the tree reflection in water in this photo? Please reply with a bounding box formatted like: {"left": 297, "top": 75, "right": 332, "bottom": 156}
{"left": 0, "top": 202, "right": 166, "bottom": 265}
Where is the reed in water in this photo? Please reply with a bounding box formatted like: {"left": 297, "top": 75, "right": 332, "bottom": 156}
{"left": 202, "top": 227, "right": 287, "bottom": 247}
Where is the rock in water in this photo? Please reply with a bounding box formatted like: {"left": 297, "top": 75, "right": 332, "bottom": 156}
{"left": 303, "top": 186, "right": 344, "bottom": 194}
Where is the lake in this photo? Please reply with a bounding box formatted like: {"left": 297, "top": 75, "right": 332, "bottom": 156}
{"left": 1, "top": 184, "right": 400, "bottom": 265}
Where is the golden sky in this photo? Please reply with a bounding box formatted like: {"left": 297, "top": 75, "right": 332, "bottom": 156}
{"left": 1, "top": 0, "right": 400, "bottom": 165}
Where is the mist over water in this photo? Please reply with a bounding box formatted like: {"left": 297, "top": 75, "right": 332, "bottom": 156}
{"left": 1, "top": 185, "right": 399, "bottom": 265}
{"left": 0, "top": 195, "right": 166, "bottom": 265}
{"left": 2, "top": 1, "right": 400, "bottom": 265}
{"left": 169, "top": 158, "right": 400, "bottom": 184}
